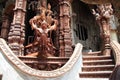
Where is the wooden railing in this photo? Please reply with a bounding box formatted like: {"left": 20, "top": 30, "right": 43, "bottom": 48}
{"left": 19, "top": 56, "right": 69, "bottom": 70}
{"left": 110, "top": 41, "right": 120, "bottom": 65}
{"left": 0, "top": 38, "right": 83, "bottom": 80}
{"left": 109, "top": 41, "right": 120, "bottom": 80}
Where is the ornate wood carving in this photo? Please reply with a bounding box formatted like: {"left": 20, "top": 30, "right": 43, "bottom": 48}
{"left": 8, "top": 0, "right": 26, "bottom": 55}
{"left": 59, "top": 0, "right": 72, "bottom": 57}
{"left": 28, "top": 1, "right": 58, "bottom": 58}
{"left": 19, "top": 56, "right": 69, "bottom": 71}
{"left": 92, "top": 3, "right": 113, "bottom": 55}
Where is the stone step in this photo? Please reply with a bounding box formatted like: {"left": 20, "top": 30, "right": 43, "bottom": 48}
{"left": 82, "top": 65, "right": 114, "bottom": 72}
{"left": 83, "top": 59, "right": 114, "bottom": 66}
{"left": 83, "top": 55, "right": 112, "bottom": 61}
{"left": 83, "top": 51, "right": 101, "bottom": 56}
{"left": 79, "top": 71, "right": 112, "bottom": 78}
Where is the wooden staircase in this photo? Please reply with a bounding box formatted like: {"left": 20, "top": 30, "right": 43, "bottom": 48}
{"left": 80, "top": 51, "right": 115, "bottom": 79}
{"left": 19, "top": 51, "right": 115, "bottom": 79}
{"left": 19, "top": 50, "right": 115, "bottom": 79}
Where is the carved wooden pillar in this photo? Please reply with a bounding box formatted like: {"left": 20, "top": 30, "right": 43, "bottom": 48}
{"left": 59, "top": 0, "right": 72, "bottom": 57}
{"left": 1, "top": 14, "right": 10, "bottom": 40}
{"left": 92, "top": 3, "right": 113, "bottom": 55}
{"left": 99, "top": 18, "right": 111, "bottom": 55}
{"left": 100, "top": 18, "right": 111, "bottom": 48}
{"left": 8, "top": 0, "right": 26, "bottom": 55}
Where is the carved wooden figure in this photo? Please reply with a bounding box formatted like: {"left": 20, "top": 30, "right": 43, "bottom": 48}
{"left": 29, "top": 2, "right": 58, "bottom": 57}
{"left": 30, "top": 19, "right": 57, "bottom": 58}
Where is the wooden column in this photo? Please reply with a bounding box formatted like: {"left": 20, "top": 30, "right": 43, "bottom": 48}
{"left": 100, "top": 18, "right": 111, "bottom": 55}
{"left": 59, "top": 0, "right": 72, "bottom": 57}
{"left": 92, "top": 3, "right": 113, "bottom": 55}
{"left": 8, "top": 0, "right": 26, "bottom": 55}
{"left": 100, "top": 18, "right": 111, "bottom": 49}
{"left": 1, "top": 14, "right": 10, "bottom": 40}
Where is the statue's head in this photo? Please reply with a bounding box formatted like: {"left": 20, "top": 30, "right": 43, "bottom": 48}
{"left": 48, "top": 3, "right": 51, "bottom": 10}
{"left": 41, "top": 20, "right": 48, "bottom": 29}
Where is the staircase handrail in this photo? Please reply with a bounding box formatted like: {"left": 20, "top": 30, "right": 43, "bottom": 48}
{"left": 0, "top": 38, "right": 83, "bottom": 80}
{"left": 109, "top": 40, "right": 120, "bottom": 80}
{"left": 110, "top": 40, "right": 120, "bottom": 65}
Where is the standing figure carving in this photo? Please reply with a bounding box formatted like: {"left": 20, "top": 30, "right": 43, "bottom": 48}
{"left": 29, "top": 1, "right": 58, "bottom": 58}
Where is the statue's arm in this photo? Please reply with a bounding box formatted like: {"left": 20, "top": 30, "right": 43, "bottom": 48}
{"left": 29, "top": 20, "right": 37, "bottom": 30}
{"left": 49, "top": 19, "right": 58, "bottom": 31}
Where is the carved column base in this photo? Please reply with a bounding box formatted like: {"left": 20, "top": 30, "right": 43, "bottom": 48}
{"left": 102, "top": 49, "right": 111, "bottom": 56}
{"left": 102, "top": 44, "right": 111, "bottom": 56}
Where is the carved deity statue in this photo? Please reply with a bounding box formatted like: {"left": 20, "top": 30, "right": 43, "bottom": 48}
{"left": 29, "top": 1, "right": 58, "bottom": 58}
{"left": 30, "top": 0, "right": 47, "bottom": 25}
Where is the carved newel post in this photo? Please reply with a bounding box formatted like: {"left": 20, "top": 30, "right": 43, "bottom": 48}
{"left": 92, "top": 3, "right": 113, "bottom": 55}
{"left": 100, "top": 18, "right": 110, "bottom": 49}
{"left": 8, "top": 0, "right": 26, "bottom": 55}
{"left": 59, "top": 0, "right": 72, "bottom": 57}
